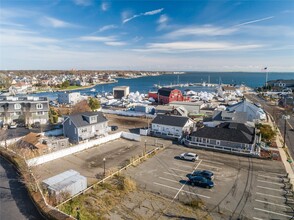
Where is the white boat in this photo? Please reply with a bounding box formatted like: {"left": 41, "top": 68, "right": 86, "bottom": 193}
{"left": 90, "top": 88, "right": 96, "bottom": 92}
{"left": 106, "top": 95, "right": 114, "bottom": 100}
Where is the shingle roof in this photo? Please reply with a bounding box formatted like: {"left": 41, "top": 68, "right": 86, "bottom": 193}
{"left": 191, "top": 122, "right": 255, "bottom": 144}
{"left": 67, "top": 111, "right": 107, "bottom": 128}
{"left": 158, "top": 87, "right": 174, "bottom": 97}
{"left": 212, "top": 110, "right": 247, "bottom": 123}
{"left": 151, "top": 114, "right": 190, "bottom": 127}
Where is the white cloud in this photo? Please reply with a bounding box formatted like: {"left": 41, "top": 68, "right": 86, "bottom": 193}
{"left": 40, "top": 16, "right": 77, "bottom": 28}
{"left": 233, "top": 16, "right": 274, "bottom": 27}
{"left": 73, "top": 0, "right": 92, "bottom": 6}
{"left": 164, "top": 25, "right": 237, "bottom": 38}
{"left": 79, "top": 36, "right": 126, "bottom": 46}
{"left": 104, "top": 41, "right": 127, "bottom": 46}
{"left": 101, "top": 2, "right": 109, "bottom": 11}
{"left": 134, "top": 41, "right": 263, "bottom": 53}
{"left": 123, "top": 8, "right": 164, "bottom": 24}
{"left": 98, "top": 24, "right": 118, "bottom": 32}
{"left": 0, "top": 27, "right": 58, "bottom": 49}
{"left": 157, "top": 14, "right": 169, "bottom": 30}
{"left": 79, "top": 36, "right": 116, "bottom": 42}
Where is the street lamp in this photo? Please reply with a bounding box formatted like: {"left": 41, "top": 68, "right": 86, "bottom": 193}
{"left": 282, "top": 115, "right": 290, "bottom": 148}
{"left": 103, "top": 158, "right": 106, "bottom": 176}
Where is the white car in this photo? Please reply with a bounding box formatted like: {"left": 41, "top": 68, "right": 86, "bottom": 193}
{"left": 179, "top": 152, "right": 199, "bottom": 161}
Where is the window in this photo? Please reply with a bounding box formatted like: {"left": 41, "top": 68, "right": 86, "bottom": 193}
{"left": 216, "top": 140, "right": 220, "bottom": 145}
{"left": 37, "top": 111, "right": 44, "bottom": 115}
{"left": 36, "top": 103, "right": 43, "bottom": 109}
{"left": 14, "top": 104, "right": 21, "bottom": 110}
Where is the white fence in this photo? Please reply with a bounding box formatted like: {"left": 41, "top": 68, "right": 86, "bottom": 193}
{"left": 102, "top": 109, "right": 156, "bottom": 118}
{"left": 121, "top": 132, "right": 141, "bottom": 141}
{"left": 27, "top": 132, "right": 122, "bottom": 167}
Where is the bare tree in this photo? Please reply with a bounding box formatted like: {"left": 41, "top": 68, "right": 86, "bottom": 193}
{"left": 71, "top": 100, "right": 91, "bottom": 114}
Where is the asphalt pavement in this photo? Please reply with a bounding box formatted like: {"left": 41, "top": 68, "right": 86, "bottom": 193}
{"left": 0, "top": 156, "right": 44, "bottom": 220}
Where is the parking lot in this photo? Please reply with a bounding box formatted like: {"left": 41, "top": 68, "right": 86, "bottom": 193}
{"left": 124, "top": 144, "right": 294, "bottom": 220}
{"left": 33, "top": 138, "right": 156, "bottom": 185}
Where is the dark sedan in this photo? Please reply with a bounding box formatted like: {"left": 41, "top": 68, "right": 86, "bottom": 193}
{"left": 188, "top": 176, "right": 214, "bottom": 189}
{"left": 187, "top": 170, "right": 214, "bottom": 180}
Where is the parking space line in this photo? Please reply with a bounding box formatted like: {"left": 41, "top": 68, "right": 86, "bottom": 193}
{"left": 163, "top": 172, "right": 185, "bottom": 178}
{"left": 170, "top": 168, "right": 192, "bottom": 173}
{"left": 254, "top": 208, "right": 292, "bottom": 218}
{"left": 173, "top": 163, "right": 194, "bottom": 169}
{"left": 253, "top": 217, "right": 263, "bottom": 220}
{"left": 173, "top": 160, "right": 203, "bottom": 200}
{"left": 258, "top": 174, "right": 281, "bottom": 180}
{"left": 201, "top": 159, "right": 224, "bottom": 165}
{"left": 159, "top": 177, "right": 180, "bottom": 183}
{"left": 258, "top": 171, "right": 286, "bottom": 176}
{"left": 255, "top": 199, "right": 290, "bottom": 209}
{"left": 257, "top": 179, "right": 284, "bottom": 186}
{"left": 256, "top": 192, "right": 294, "bottom": 201}
{"left": 257, "top": 186, "right": 284, "bottom": 192}
{"left": 198, "top": 163, "right": 222, "bottom": 170}
{"left": 153, "top": 182, "right": 210, "bottom": 199}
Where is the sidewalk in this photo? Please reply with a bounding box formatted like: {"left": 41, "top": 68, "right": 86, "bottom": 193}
{"left": 267, "top": 113, "right": 294, "bottom": 187}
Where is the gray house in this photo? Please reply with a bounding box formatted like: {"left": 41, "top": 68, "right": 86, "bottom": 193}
{"left": 63, "top": 112, "right": 108, "bottom": 143}
{"left": 186, "top": 122, "right": 260, "bottom": 156}
{"left": 0, "top": 96, "right": 49, "bottom": 126}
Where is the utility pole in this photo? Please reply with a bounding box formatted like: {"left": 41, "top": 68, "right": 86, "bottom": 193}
{"left": 103, "top": 158, "right": 106, "bottom": 176}
{"left": 144, "top": 140, "right": 147, "bottom": 155}
{"left": 282, "top": 115, "right": 290, "bottom": 148}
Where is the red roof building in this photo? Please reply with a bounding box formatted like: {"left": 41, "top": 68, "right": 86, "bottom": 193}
{"left": 148, "top": 88, "right": 184, "bottom": 104}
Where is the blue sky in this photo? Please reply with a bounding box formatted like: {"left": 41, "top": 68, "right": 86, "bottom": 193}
{"left": 1, "top": 0, "right": 294, "bottom": 71}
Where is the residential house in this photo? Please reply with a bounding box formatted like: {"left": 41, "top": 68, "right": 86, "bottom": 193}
{"left": 227, "top": 100, "right": 266, "bottom": 121}
{"left": 217, "top": 85, "right": 243, "bottom": 100}
{"left": 63, "top": 111, "right": 108, "bottom": 143}
{"left": 169, "top": 101, "right": 204, "bottom": 114}
{"left": 16, "top": 132, "right": 69, "bottom": 157}
{"left": 170, "top": 106, "right": 189, "bottom": 117}
{"left": 267, "top": 79, "right": 294, "bottom": 90}
{"left": 203, "top": 110, "right": 254, "bottom": 127}
{"left": 0, "top": 96, "right": 49, "bottom": 126}
{"left": 58, "top": 92, "right": 82, "bottom": 105}
{"left": 186, "top": 122, "right": 260, "bottom": 155}
{"left": 150, "top": 114, "right": 194, "bottom": 139}
{"left": 9, "top": 82, "right": 34, "bottom": 95}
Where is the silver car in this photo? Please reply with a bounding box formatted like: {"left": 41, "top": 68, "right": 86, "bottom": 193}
{"left": 180, "top": 152, "right": 199, "bottom": 161}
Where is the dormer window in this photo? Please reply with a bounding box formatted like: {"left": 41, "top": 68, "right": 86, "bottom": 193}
{"left": 36, "top": 103, "right": 43, "bottom": 109}
{"left": 14, "top": 104, "right": 21, "bottom": 110}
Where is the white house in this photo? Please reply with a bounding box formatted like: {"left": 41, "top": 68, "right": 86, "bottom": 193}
{"left": 58, "top": 92, "right": 82, "bottom": 105}
{"left": 150, "top": 114, "right": 194, "bottom": 139}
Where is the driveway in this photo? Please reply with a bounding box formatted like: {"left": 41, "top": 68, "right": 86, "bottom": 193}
{"left": 0, "top": 156, "right": 44, "bottom": 220}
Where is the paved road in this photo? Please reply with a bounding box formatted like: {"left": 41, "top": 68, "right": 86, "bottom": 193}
{"left": 245, "top": 94, "right": 294, "bottom": 157}
{"left": 0, "top": 156, "right": 45, "bottom": 220}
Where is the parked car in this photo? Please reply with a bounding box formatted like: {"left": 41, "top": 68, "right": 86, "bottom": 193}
{"left": 179, "top": 152, "right": 199, "bottom": 161}
{"left": 9, "top": 122, "right": 17, "bottom": 129}
{"left": 187, "top": 170, "right": 214, "bottom": 180}
{"left": 188, "top": 176, "right": 214, "bottom": 188}
{"left": 111, "top": 125, "right": 118, "bottom": 131}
